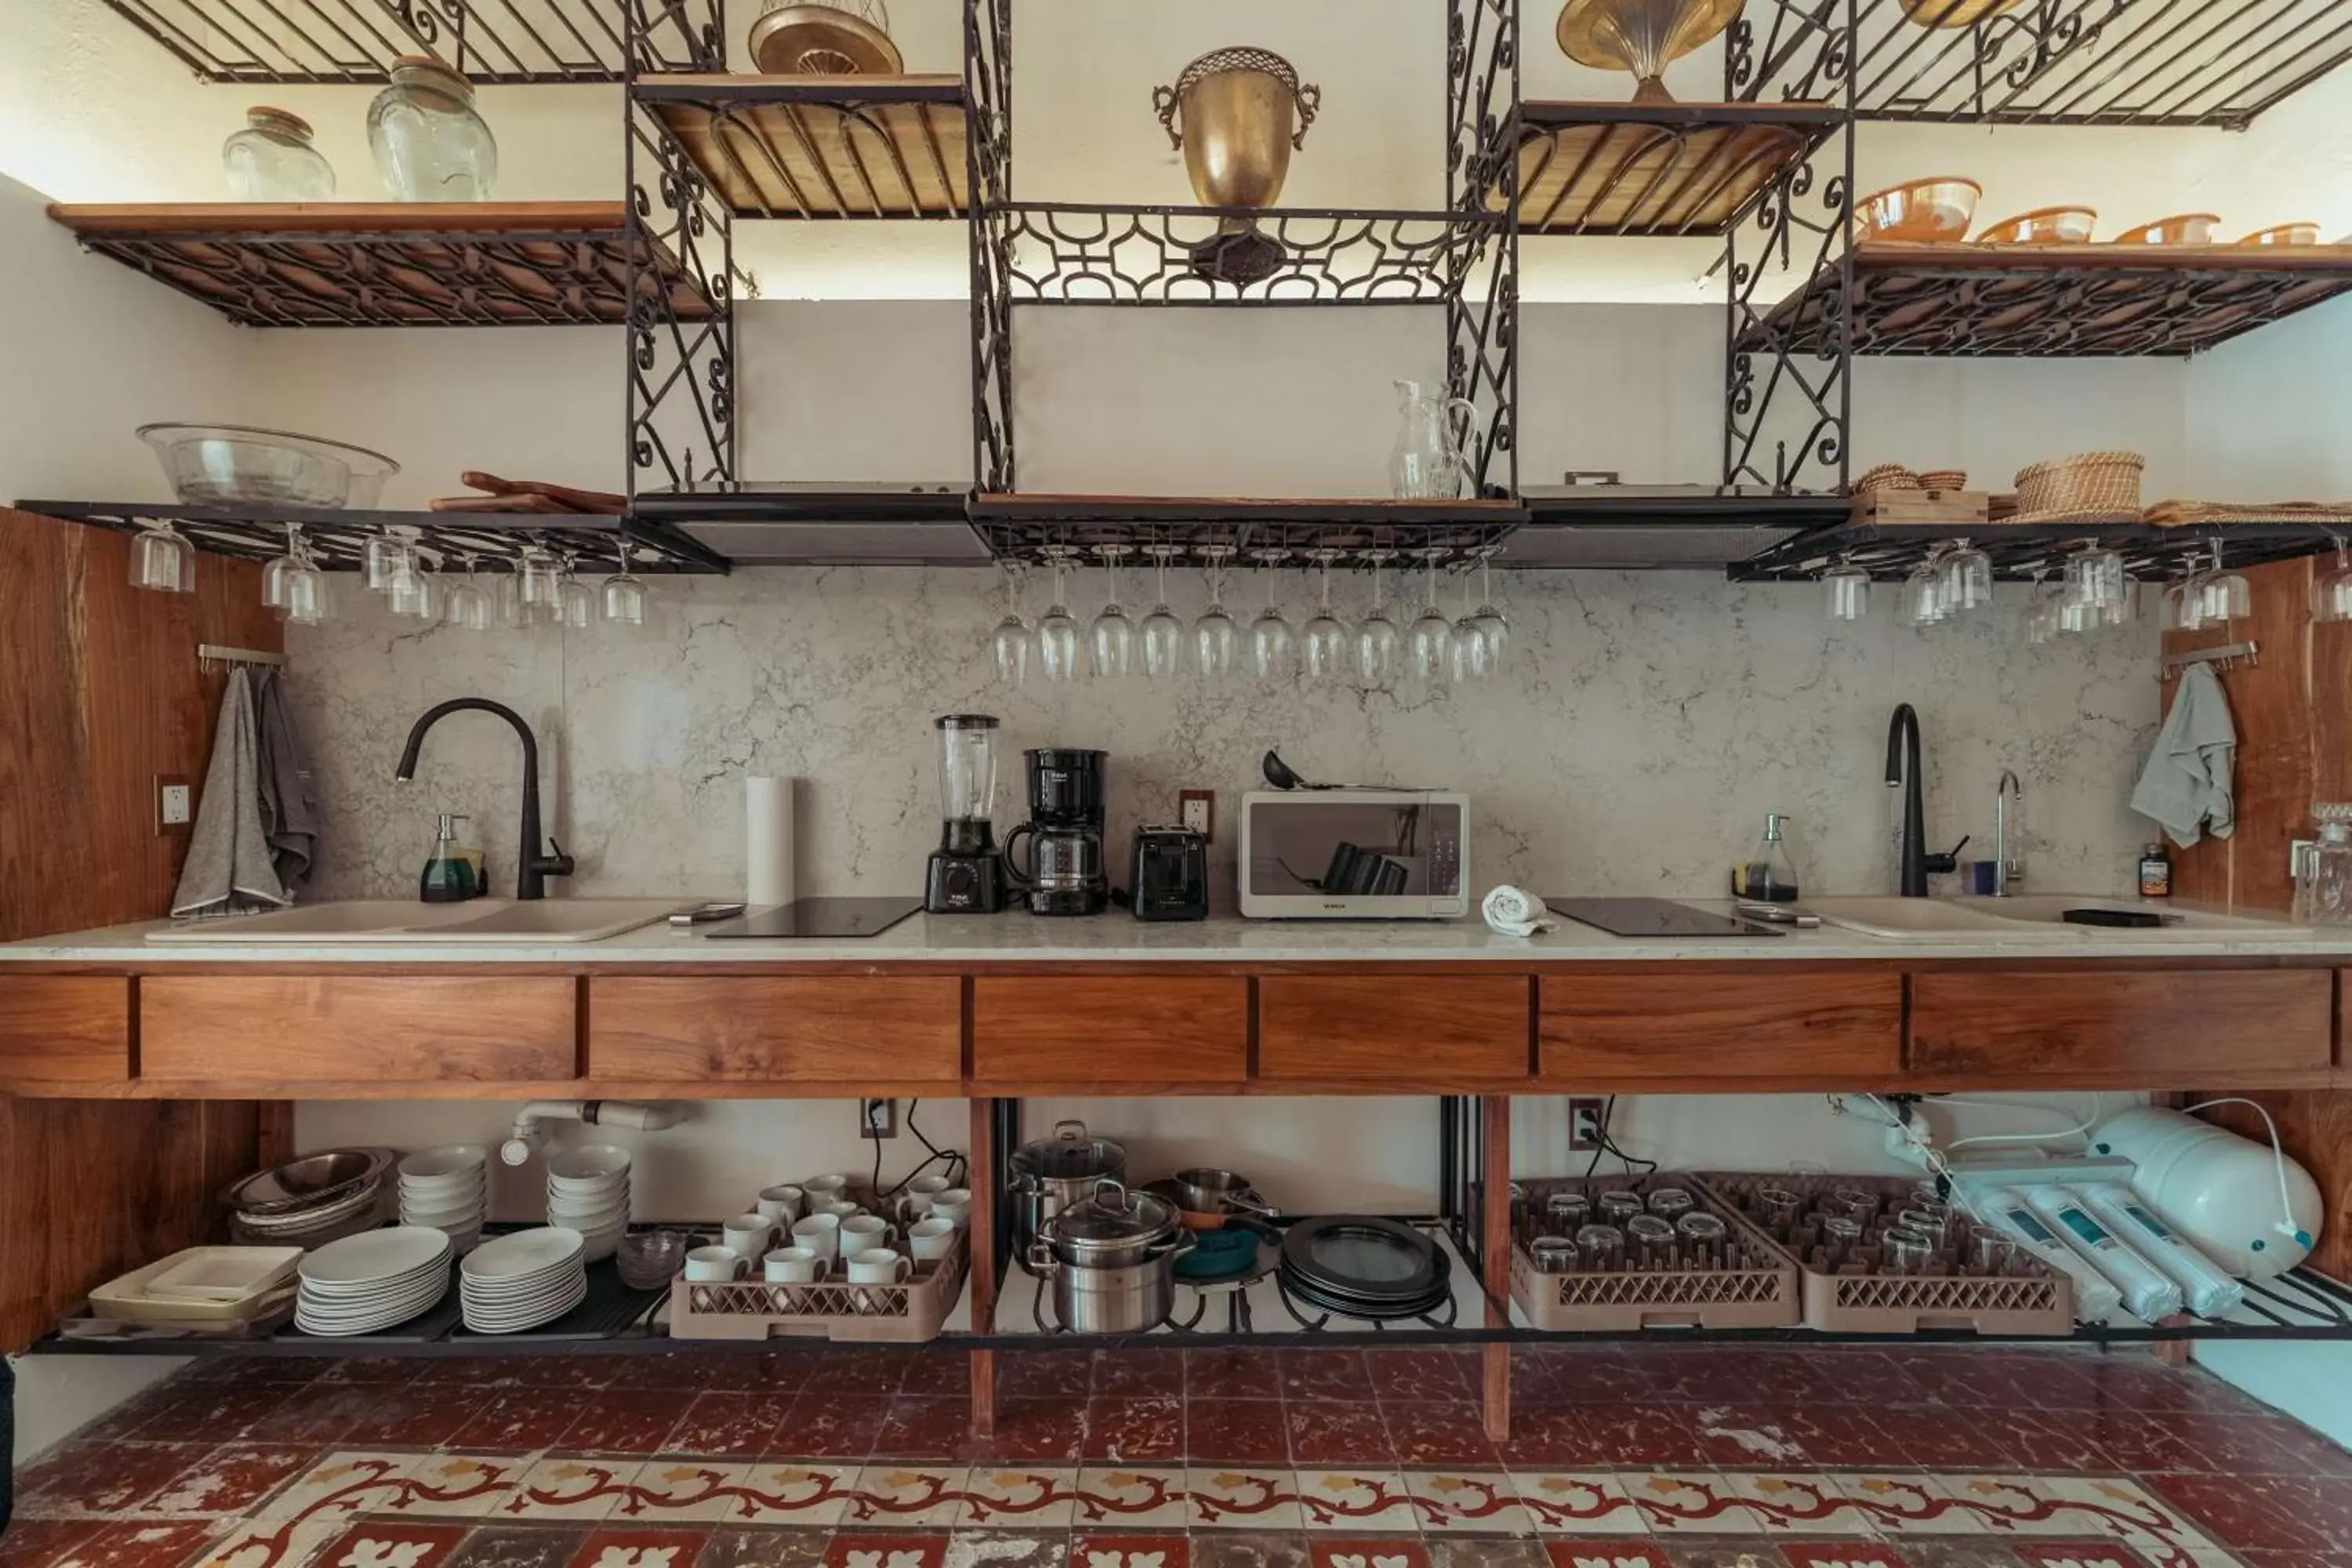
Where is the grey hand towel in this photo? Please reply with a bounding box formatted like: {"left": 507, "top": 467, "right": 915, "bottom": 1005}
{"left": 170, "top": 669, "right": 292, "bottom": 918}
{"left": 2130, "top": 659, "right": 2238, "bottom": 848}
{"left": 255, "top": 668, "right": 319, "bottom": 890}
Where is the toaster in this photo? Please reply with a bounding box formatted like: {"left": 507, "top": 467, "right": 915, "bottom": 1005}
{"left": 1129, "top": 825, "right": 1209, "bottom": 921}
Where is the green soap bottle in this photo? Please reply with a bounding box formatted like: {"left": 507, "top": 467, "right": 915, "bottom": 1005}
{"left": 419, "top": 811, "right": 481, "bottom": 902}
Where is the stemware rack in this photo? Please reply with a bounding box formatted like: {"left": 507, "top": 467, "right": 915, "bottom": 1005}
{"left": 1729, "top": 516, "right": 2352, "bottom": 583}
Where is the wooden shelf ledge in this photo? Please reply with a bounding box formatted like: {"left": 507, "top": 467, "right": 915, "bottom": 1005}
{"left": 1511, "top": 101, "right": 1835, "bottom": 238}
{"left": 641, "top": 74, "right": 968, "bottom": 220}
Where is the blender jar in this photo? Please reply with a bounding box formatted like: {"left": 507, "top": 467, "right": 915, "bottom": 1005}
{"left": 937, "top": 715, "right": 1000, "bottom": 851}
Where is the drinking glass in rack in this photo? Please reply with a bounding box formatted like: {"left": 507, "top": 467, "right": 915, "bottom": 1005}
{"left": 2314, "top": 539, "right": 2352, "bottom": 623}
{"left": 129, "top": 521, "right": 195, "bottom": 594}
{"left": 1090, "top": 543, "right": 1135, "bottom": 679}
{"left": 990, "top": 563, "right": 1032, "bottom": 685}
{"left": 279, "top": 540, "right": 330, "bottom": 626}
{"left": 1824, "top": 560, "right": 1871, "bottom": 622}
{"left": 1140, "top": 546, "right": 1185, "bottom": 679}
{"left": 1936, "top": 539, "right": 1993, "bottom": 615}
{"left": 1467, "top": 550, "right": 1509, "bottom": 668}
{"left": 442, "top": 555, "right": 492, "bottom": 632}
{"left": 1356, "top": 550, "right": 1403, "bottom": 686}
{"left": 1034, "top": 548, "right": 1080, "bottom": 682}
{"left": 1896, "top": 561, "right": 1946, "bottom": 628}
{"left": 1451, "top": 568, "right": 1491, "bottom": 681}
{"left": 601, "top": 543, "right": 648, "bottom": 628}
{"left": 1407, "top": 549, "right": 1455, "bottom": 681}
{"left": 1301, "top": 549, "right": 1348, "bottom": 681}
{"left": 1250, "top": 550, "right": 1296, "bottom": 684}
{"left": 1193, "top": 547, "right": 1240, "bottom": 679}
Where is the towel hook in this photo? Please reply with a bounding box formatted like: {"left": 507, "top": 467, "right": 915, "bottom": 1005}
{"left": 196, "top": 644, "right": 286, "bottom": 674}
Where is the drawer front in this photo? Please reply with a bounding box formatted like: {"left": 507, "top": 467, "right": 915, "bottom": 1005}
{"left": 1258, "top": 975, "right": 1529, "bottom": 1083}
{"left": 1910, "top": 969, "right": 2333, "bottom": 1079}
{"left": 590, "top": 976, "right": 961, "bottom": 1083}
{"left": 0, "top": 976, "right": 132, "bottom": 1083}
{"left": 142, "top": 975, "right": 575, "bottom": 1083}
{"left": 971, "top": 976, "right": 1248, "bottom": 1085}
{"left": 1540, "top": 970, "right": 1903, "bottom": 1080}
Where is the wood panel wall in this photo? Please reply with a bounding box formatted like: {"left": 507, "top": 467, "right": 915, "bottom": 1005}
{"left": 0, "top": 508, "right": 277, "bottom": 1349}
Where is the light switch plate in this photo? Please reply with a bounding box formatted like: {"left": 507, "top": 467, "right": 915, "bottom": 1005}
{"left": 157, "top": 776, "right": 194, "bottom": 833}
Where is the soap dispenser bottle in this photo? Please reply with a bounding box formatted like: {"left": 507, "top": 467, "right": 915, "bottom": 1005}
{"left": 419, "top": 812, "right": 481, "bottom": 902}
{"left": 1735, "top": 812, "right": 1802, "bottom": 902}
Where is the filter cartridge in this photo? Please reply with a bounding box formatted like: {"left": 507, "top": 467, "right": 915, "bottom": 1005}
{"left": 1980, "top": 1185, "right": 2122, "bottom": 1322}
{"left": 2024, "top": 1183, "right": 2184, "bottom": 1323}
{"left": 2082, "top": 1181, "right": 2245, "bottom": 1319}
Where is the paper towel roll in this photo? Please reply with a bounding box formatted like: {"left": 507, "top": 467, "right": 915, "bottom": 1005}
{"left": 746, "top": 776, "right": 794, "bottom": 908}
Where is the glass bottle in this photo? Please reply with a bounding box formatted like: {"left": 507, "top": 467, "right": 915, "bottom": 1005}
{"left": 223, "top": 107, "right": 336, "bottom": 201}
{"left": 2295, "top": 807, "right": 2352, "bottom": 926}
{"left": 368, "top": 56, "right": 497, "bottom": 201}
{"left": 1737, "top": 812, "right": 1802, "bottom": 902}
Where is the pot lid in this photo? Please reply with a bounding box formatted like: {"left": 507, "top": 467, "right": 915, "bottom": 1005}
{"left": 1014, "top": 1119, "right": 1125, "bottom": 1179}
{"left": 1051, "top": 1180, "right": 1180, "bottom": 1251}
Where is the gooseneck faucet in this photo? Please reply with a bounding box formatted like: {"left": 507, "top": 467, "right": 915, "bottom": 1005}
{"left": 394, "top": 698, "right": 575, "bottom": 900}
{"left": 1886, "top": 704, "right": 1967, "bottom": 897}
{"left": 1993, "top": 768, "right": 2024, "bottom": 897}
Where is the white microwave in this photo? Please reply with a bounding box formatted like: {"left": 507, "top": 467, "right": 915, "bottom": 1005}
{"left": 1238, "top": 789, "right": 1469, "bottom": 920}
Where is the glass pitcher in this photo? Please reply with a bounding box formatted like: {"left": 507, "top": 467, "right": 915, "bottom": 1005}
{"left": 1388, "top": 380, "right": 1478, "bottom": 501}
{"left": 2296, "top": 805, "right": 2352, "bottom": 926}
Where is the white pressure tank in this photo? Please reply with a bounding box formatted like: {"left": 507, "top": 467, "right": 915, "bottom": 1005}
{"left": 2091, "top": 1106, "right": 2322, "bottom": 1279}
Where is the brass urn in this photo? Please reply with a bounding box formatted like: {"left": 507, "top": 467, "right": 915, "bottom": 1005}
{"left": 1151, "top": 48, "right": 1320, "bottom": 285}
{"left": 1555, "top": 0, "right": 1744, "bottom": 103}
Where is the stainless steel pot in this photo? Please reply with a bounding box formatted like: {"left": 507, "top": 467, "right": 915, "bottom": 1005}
{"left": 1011, "top": 1119, "right": 1127, "bottom": 1247}
{"left": 1029, "top": 1178, "right": 1194, "bottom": 1334}
{"left": 1171, "top": 1166, "right": 1276, "bottom": 1218}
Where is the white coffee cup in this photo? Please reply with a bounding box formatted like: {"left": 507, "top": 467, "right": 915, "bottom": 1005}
{"left": 722, "top": 1214, "right": 774, "bottom": 1259}
{"left": 804, "top": 1173, "right": 854, "bottom": 1204}
{"left": 685, "top": 1245, "right": 745, "bottom": 1282}
{"left": 897, "top": 1174, "right": 952, "bottom": 1218}
{"left": 845, "top": 1248, "right": 912, "bottom": 1285}
{"left": 757, "top": 1184, "right": 806, "bottom": 1225}
{"left": 791, "top": 1211, "right": 842, "bottom": 1260}
{"left": 814, "top": 1197, "right": 863, "bottom": 1221}
{"left": 931, "top": 1189, "right": 974, "bottom": 1225}
{"left": 840, "top": 1214, "right": 896, "bottom": 1260}
{"left": 764, "top": 1245, "right": 828, "bottom": 1283}
{"left": 908, "top": 1217, "right": 957, "bottom": 1261}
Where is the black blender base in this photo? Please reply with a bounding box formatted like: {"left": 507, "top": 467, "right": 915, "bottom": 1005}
{"left": 926, "top": 851, "right": 1007, "bottom": 913}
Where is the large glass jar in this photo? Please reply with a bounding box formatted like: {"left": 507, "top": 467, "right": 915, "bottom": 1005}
{"left": 367, "top": 56, "right": 496, "bottom": 201}
{"left": 222, "top": 107, "right": 336, "bottom": 201}
{"left": 2296, "top": 806, "right": 2352, "bottom": 926}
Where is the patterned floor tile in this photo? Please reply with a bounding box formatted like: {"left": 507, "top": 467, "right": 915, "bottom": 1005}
{"left": 1424, "top": 1542, "right": 1547, "bottom": 1568}
{"left": 150, "top": 1447, "right": 331, "bottom": 1518}
{"left": 849, "top": 1466, "right": 975, "bottom": 1528}
{"left": 1290, "top": 1473, "right": 1422, "bottom": 1532}
{"left": 2007, "top": 1547, "right": 2159, "bottom": 1568}
{"left": 1400, "top": 1472, "right": 1532, "bottom": 1537}
{"left": 695, "top": 1530, "right": 830, "bottom": 1568}
{"left": 1069, "top": 1537, "right": 1189, "bottom": 1568}
{"left": 1071, "top": 1468, "right": 1191, "bottom": 1530}
{"left": 1827, "top": 1476, "right": 1987, "bottom": 1537}
{"left": 1385, "top": 1405, "right": 1500, "bottom": 1471}
{"left": 1926, "top": 1477, "right": 2090, "bottom": 1538}
{"left": 2140, "top": 1474, "right": 2314, "bottom": 1555}
{"left": 619, "top": 1462, "right": 764, "bottom": 1523}
{"left": 188, "top": 1519, "right": 344, "bottom": 1568}
{"left": 956, "top": 1468, "right": 1081, "bottom": 1530}
{"left": 256, "top": 1455, "right": 424, "bottom": 1523}
{"left": 1722, "top": 1476, "right": 1877, "bottom": 1537}
{"left": 1189, "top": 1537, "right": 1310, "bottom": 1568}
{"left": 1511, "top": 1475, "right": 1646, "bottom": 1537}
{"left": 1189, "top": 1470, "right": 1306, "bottom": 1532}
{"left": 567, "top": 1527, "right": 716, "bottom": 1568}
{"left": 394, "top": 1456, "right": 532, "bottom": 1519}
{"left": 1619, "top": 1475, "right": 1763, "bottom": 1536}
{"left": 496, "top": 1461, "right": 648, "bottom": 1523}
{"left": 1087, "top": 1399, "right": 1185, "bottom": 1465}
{"left": 1306, "top": 1541, "right": 1430, "bottom": 1568}
{"left": 52, "top": 1521, "right": 227, "bottom": 1568}
{"left": 310, "top": 1520, "right": 471, "bottom": 1568}
{"left": 720, "top": 1464, "right": 863, "bottom": 1526}
{"left": 940, "top": 1531, "right": 1065, "bottom": 1568}
{"left": 1538, "top": 1545, "right": 1671, "bottom": 1568}
{"left": 439, "top": 1526, "right": 589, "bottom": 1568}
{"left": 2034, "top": 1480, "right": 2213, "bottom": 1552}
{"left": 16, "top": 1440, "right": 215, "bottom": 1516}
{"left": 1777, "top": 1546, "right": 1915, "bottom": 1568}
{"left": 824, "top": 1536, "right": 949, "bottom": 1568}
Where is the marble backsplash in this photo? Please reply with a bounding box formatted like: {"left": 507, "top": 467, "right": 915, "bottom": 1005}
{"left": 285, "top": 568, "right": 2162, "bottom": 906}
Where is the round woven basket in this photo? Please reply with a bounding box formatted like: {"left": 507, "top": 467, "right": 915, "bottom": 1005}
{"left": 2013, "top": 451, "right": 2145, "bottom": 519}
{"left": 1854, "top": 462, "right": 1920, "bottom": 495}
{"left": 1917, "top": 468, "right": 1967, "bottom": 491}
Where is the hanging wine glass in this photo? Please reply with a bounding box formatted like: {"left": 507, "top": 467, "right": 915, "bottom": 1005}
{"left": 441, "top": 551, "right": 492, "bottom": 632}
{"left": 1090, "top": 543, "right": 1135, "bottom": 678}
{"left": 1250, "top": 549, "right": 1296, "bottom": 684}
{"left": 1451, "top": 563, "right": 1491, "bottom": 681}
{"left": 553, "top": 553, "right": 595, "bottom": 630}
{"left": 1468, "top": 546, "right": 1510, "bottom": 666}
{"left": 2199, "top": 540, "right": 2250, "bottom": 626}
{"left": 2023, "top": 570, "right": 2062, "bottom": 646}
{"left": 1193, "top": 544, "right": 1240, "bottom": 679}
{"left": 129, "top": 519, "right": 195, "bottom": 594}
{"left": 278, "top": 535, "right": 330, "bottom": 626}
{"left": 261, "top": 523, "right": 300, "bottom": 612}
{"left": 1408, "top": 547, "right": 1456, "bottom": 682}
{"left": 1936, "top": 537, "right": 1994, "bottom": 616}
{"left": 1035, "top": 546, "right": 1080, "bottom": 682}
{"left": 2314, "top": 536, "right": 2352, "bottom": 623}
{"left": 363, "top": 528, "right": 416, "bottom": 594}
{"left": 1823, "top": 557, "right": 1871, "bottom": 622}
{"left": 601, "top": 541, "right": 648, "bottom": 627}
{"left": 493, "top": 564, "right": 526, "bottom": 629}
{"left": 989, "top": 561, "right": 1031, "bottom": 685}
{"left": 388, "top": 546, "right": 439, "bottom": 620}
{"left": 1356, "top": 548, "right": 1403, "bottom": 686}
{"left": 517, "top": 545, "right": 563, "bottom": 620}
{"left": 1301, "top": 548, "right": 1349, "bottom": 681}
{"left": 1140, "top": 544, "right": 1186, "bottom": 679}
{"left": 1896, "top": 554, "right": 1947, "bottom": 629}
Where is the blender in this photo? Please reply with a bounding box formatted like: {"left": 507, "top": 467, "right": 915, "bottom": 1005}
{"left": 924, "top": 714, "right": 1008, "bottom": 913}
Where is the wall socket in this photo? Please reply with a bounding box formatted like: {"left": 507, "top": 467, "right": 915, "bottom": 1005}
{"left": 859, "top": 1098, "right": 899, "bottom": 1140}
{"left": 156, "top": 775, "right": 194, "bottom": 833}
{"left": 1566, "top": 1098, "right": 1606, "bottom": 1152}
{"left": 1178, "top": 789, "right": 1214, "bottom": 840}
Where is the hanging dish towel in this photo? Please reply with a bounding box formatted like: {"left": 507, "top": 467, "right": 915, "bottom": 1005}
{"left": 1482, "top": 884, "right": 1555, "bottom": 937}
{"left": 171, "top": 669, "right": 292, "bottom": 918}
{"left": 2130, "top": 659, "right": 2238, "bottom": 848}
{"left": 254, "top": 668, "right": 319, "bottom": 891}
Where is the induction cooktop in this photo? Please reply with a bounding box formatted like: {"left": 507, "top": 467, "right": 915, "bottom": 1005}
{"left": 1547, "top": 897, "right": 1784, "bottom": 938}
{"left": 700, "top": 896, "right": 923, "bottom": 939}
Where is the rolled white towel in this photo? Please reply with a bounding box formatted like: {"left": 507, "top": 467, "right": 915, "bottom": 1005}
{"left": 1482, "top": 884, "right": 1554, "bottom": 937}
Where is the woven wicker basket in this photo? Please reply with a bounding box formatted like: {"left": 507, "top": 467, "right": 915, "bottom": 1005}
{"left": 1916, "top": 468, "right": 1968, "bottom": 490}
{"left": 2013, "top": 451, "right": 2145, "bottom": 519}
{"left": 1853, "top": 462, "right": 1920, "bottom": 495}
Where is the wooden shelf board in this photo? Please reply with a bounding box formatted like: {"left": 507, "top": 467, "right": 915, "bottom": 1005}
{"left": 644, "top": 75, "right": 967, "bottom": 220}
{"left": 1512, "top": 101, "right": 1833, "bottom": 237}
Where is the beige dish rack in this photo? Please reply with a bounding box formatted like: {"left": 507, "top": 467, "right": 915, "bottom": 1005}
{"left": 667, "top": 1234, "right": 967, "bottom": 1344}
{"left": 1696, "top": 1172, "right": 2074, "bottom": 1337}
{"left": 1508, "top": 1176, "right": 1800, "bottom": 1332}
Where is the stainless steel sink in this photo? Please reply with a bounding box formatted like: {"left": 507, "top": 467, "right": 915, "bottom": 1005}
{"left": 1806, "top": 898, "right": 2054, "bottom": 941}
{"left": 1809, "top": 895, "right": 2307, "bottom": 942}
{"left": 146, "top": 898, "right": 688, "bottom": 945}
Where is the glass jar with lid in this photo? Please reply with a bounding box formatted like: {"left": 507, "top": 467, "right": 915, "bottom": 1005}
{"left": 222, "top": 107, "right": 336, "bottom": 201}
{"left": 2295, "top": 805, "right": 2352, "bottom": 926}
{"left": 368, "top": 56, "right": 497, "bottom": 201}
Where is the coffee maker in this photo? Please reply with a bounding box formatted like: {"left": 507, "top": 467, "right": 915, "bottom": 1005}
{"left": 924, "top": 714, "right": 1008, "bottom": 913}
{"left": 1003, "top": 748, "right": 1109, "bottom": 916}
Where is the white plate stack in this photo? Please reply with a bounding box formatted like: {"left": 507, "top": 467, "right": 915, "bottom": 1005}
{"left": 398, "top": 1145, "right": 489, "bottom": 1253}
{"left": 294, "top": 1226, "right": 454, "bottom": 1337}
{"left": 460, "top": 1226, "right": 588, "bottom": 1333}
{"left": 546, "top": 1144, "right": 631, "bottom": 1262}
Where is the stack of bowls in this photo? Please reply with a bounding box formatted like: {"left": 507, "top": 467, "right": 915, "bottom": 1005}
{"left": 229, "top": 1149, "right": 395, "bottom": 1249}
{"left": 459, "top": 1226, "right": 588, "bottom": 1333}
{"left": 294, "top": 1225, "right": 454, "bottom": 1336}
{"left": 546, "top": 1144, "right": 631, "bottom": 1262}
{"left": 397, "top": 1146, "right": 488, "bottom": 1253}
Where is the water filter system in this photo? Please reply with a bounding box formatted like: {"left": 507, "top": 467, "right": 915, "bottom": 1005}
{"left": 2024, "top": 1182, "right": 2185, "bottom": 1323}
{"left": 2080, "top": 1181, "right": 2246, "bottom": 1319}
{"left": 1976, "top": 1185, "right": 2125, "bottom": 1321}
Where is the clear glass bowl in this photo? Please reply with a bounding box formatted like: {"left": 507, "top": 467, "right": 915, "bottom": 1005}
{"left": 615, "top": 1227, "right": 691, "bottom": 1290}
{"left": 138, "top": 423, "right": 400, "bottom": 508}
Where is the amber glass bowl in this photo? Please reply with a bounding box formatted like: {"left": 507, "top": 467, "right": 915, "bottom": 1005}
{"left": 1854, "top": 177, "right": 1982, "bottom": 242}
{"left": 1976, "top": 205, "right": 2096, "bottom": 245}
{"left": 2239, "top": 222, "right": 2322, "bottom": 247}
{"left": 2113, "top": 212, "right": 2221, "bottom": 245}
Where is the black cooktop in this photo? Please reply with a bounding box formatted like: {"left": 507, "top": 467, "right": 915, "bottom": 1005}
{"left": 700, "top": 896, "right": 923, "bottom": 939}
{"left": 1547, "top": 897, "right": 1784, "bottom": 938}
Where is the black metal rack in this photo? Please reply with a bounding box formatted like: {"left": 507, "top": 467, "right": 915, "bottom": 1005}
{"left": 1730, "top": 515, "right": 2352, "bottom": 583}
{"left": 102, "top": 0, "right": 638, "bottom": 83}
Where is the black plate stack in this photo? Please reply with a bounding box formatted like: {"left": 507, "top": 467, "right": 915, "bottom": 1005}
{"left": 1277, "top": 1217, "right": 1452, "bottom": 1321}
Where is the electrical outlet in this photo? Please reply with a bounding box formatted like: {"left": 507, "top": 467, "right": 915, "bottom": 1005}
{"left": 860, "top": 1098, "right": 898, "bottom": 1140}
{"left": 1566, "top": 1098, "right": 1606, "bottom": 1152}
{"left": 1178, "top": 789, "right": 1214, "bottom": 840}
{"left": 157, "top": 776, "right": 194, "bottom": 832}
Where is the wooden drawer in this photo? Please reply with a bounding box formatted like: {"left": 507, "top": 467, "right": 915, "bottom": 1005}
{"left": 1258, "top": 975, "right": 1529, "bottom": 1083}
{"left": 590, "top": 976, "right": 961, "bottom": 1083}
{"left": 141, "top": 975, "right": 575, "bottom": 1083}
{"left": 0, "top": 976, "right": 132, "bottom": 1083}
{"left": 971, "top": 976, "right": 1248, "bottom": 1085}
{"left": 1540, "top": 969, "right": 1902, "bottom": 1081}
{"left": 1910, "top": 968, "right": 2333, "bottom": 1079}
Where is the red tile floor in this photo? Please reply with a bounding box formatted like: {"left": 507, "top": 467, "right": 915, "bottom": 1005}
{"left": 9, "top": 1345, "right": 2349, "bottom": 1568}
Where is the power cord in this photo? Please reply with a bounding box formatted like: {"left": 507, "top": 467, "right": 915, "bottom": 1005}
{"left": 1581, "top": 1095, "right": 1659, "bottom": 1184}
{"left": 873, "top": 1100, "right": 971, "bottom": 1201}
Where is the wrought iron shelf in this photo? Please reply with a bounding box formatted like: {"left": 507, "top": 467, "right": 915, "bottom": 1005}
{"left": 13, "top": 501, "right": 731, "bottom": 575}
{"left": 970, "top": 494, "right": 1526, "bottom": 566}
{"left": 48, "top": 203, "right": 716, "bottom": 329}
{"left": 1741, "top": 241, "right": 2352, "bottom": 358}
{"left": 1730, "top": 516, "right": 2352, "bottom": 583}
{"left": 99, "top": 0, "right": 639, "bottom": 83}
{"left": 633, "top": 483, "right": 989, "bottom": 566}
{"left": 1512, "top": 102, "right": 1841, "bottom": 238}
{"left": 1506, "top": 487, "right": 1851, "bottom": 568}
{"left": 637, "top": 75, "right": 970, "bottom": 220}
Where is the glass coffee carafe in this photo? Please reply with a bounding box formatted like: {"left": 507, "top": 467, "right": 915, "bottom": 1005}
{"left": 1388, "top": 379, "right": 1478, "bottom": 501}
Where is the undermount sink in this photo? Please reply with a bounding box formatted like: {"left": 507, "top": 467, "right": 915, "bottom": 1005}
{"left": 145, "top": 898, "right": 688, "bottom": 946}
{"left": 1809, "top": 895, "right": 2307, "bottom": 942}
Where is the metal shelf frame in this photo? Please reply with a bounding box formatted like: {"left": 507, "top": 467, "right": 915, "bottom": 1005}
{"left": 103, "top": 0, "right": 638, "bottom": 83}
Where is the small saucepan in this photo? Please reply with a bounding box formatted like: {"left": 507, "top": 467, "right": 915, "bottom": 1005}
{"left": 1171, "top": 1167, "right": 1276, "bottom": 1221}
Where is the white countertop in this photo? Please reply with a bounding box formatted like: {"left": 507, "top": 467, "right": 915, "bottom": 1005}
{"left": 7, "top": 902, "right": 2351, "bottom": 965}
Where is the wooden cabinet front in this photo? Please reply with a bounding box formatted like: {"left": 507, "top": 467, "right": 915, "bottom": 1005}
{"left": 1539, "top": 969, "right": 1903, "bottom": 1082}
{"left": 971, "top": 975, "right": 1248, "bottom": 1085}
{"left": 590, "top": 975, "right": 962, "bottom": 1083}
{"left": 0, "top": 975, "right": 132, "bottom": 1083}
{"left": 1258, "top": 975, "right": 1529, "bottom": 1084}
{"left": 1910, "top": 968, "right": 2333, "bottom": 1080}
{"left": 141, "top": 975, "right": 575, "bottom": 1083}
